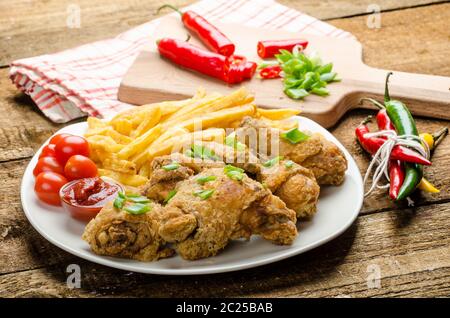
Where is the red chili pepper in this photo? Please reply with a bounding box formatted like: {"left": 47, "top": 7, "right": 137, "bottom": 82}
{"left": 259, "top": 65, "right": 282, "bottom": 79}
{"left": 355, "top": 117, "right": 431, "bottom": 166}
{"left": 376, "top": 108, "right": 395, "bottom": 139}
{"left": 389, "top": 160, "right": 405, "bottom": 200}
{"left": 376, "top": 109, "right": 405, "bottom": 199}
{"left": 257, "top": 39, "right": 308, "bottom": 59}
{"left": 157, "top": 38, "right": 255, "bottom": 84}
{"left": 158, "top": 5, "right": 235, "bottom": 56}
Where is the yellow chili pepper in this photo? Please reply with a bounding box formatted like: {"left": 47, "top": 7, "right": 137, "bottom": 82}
{"left": 418, "top": 178, "right": 440, "bottom": 193}
{"left": 420, "top": 133, "right": 434, "bottom": 149}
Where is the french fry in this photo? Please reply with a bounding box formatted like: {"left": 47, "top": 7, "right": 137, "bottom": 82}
{"left": 86, "top": 135, "right": 124, "bottom": 153}
{"left": 130, "top": 107, "right": 162, "bottom": 138}
{"left": 118, "top": 124, "right": 162, "bottom": 159}
{"left": 102, "top": 155, "right": 137, "bottom": 174}
{"left": 174, "top": 104, "right": 256, "bottom": 131}
{"left": 257, "top": 108, "right": 301, "bottom": 120}
{"left": 87, "top": 117, "right": 108, "bottom": 130}
{"left": 98, "top": 169, "right": 148, "bottom": 187}
{"left": 147, "top": 128, "right": 226, "bottom": 162}
{"left": 112, "top": 118, "right": 133, "bottom": 136}
{"left": 85, "top": 127, "right": 132, "bottom": 145}
{"left": 138, "top": 163, "right": 151, "bottom": 178}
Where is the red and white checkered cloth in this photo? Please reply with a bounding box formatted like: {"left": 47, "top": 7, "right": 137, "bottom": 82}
{"left": 9, "top": 0, "right": 353, "bottom": 123}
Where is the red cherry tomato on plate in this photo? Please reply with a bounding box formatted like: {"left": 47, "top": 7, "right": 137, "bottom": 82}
{"left": 64, "top": 155, "right": 98, "bottom": 181}
{"left": 49, "top": 133, "right": 72, "bottom": 146}
{"left": 33, "top": 156, "right": 65, "bottom": 177}
{"left": 34, "top": 172, "right": 68, "bottom": 206}
{"left": 39, "top": 144, "right": 56, "bottom": 159}
{"left": 54, "top": 135, "right": 90, "bottom": 164}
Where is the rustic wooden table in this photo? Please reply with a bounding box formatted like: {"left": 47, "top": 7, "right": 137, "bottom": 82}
{"left": 0, "top": 0, "right": 449, "bottom": 298}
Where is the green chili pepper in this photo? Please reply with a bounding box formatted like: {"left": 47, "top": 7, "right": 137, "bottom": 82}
{"left": 382, "top": 72, "right": 422, "bottom": 201}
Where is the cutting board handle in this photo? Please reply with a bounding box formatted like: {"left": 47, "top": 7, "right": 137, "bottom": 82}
{"left": 351, "top": 65, "right": 450, "bottom": 119}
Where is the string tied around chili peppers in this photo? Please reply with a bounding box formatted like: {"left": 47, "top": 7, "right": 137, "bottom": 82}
{"left": 363, "top": 130, "right": 430, "bottom": 197}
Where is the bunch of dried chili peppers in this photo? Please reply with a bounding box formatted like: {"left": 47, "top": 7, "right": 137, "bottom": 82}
{"left": 356, "top": 72, "right": 448, "bottom": 201}
{"left": 156, "top": 5, "right": 256, "bottom": 84}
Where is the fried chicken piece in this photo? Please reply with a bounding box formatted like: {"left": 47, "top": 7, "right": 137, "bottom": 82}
{"left": 239, "top": 116, "right": 348, "bottom": 185}
{"left": 198, "top": 142, "right": 320, "bottom": 218}
{"left": 258, "top": 159, "right": 320, "bottom": 219}
{"left": 82, "top": 201, "right": 173, "bottom": 261}
{"left": 159, "top": 168, "right": 297, "bottom": 260}
{"left": 141, "top": 153, "right": 222, "bottom": 203}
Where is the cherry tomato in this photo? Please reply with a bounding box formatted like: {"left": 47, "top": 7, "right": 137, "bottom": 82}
{"left": 39, "top": 144, "right": 56, "bottom": 159}
{"left": 33, "top": 156, "right": 65, "bottom": 177}
{"left": 49, "top": 133, "right": 72, "bottom": 146}
{"left": 54, "top": 135, "right": 90, "bottom": 164}
{"left": 34, "top": 172, "right": 68, "bottom": 206}
{"left": 64, "top": 155, "right": 98, "bottom": 181}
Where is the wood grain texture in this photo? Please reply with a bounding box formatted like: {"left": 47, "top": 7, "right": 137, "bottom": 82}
{"left": 1, "top": 202, "right": 449, "bottom": 298}
{"left": 0, "top": 1, "right": 449, "bottom": 298}
{"left": 0, "top": 0, "right": 445, "bottom": 66}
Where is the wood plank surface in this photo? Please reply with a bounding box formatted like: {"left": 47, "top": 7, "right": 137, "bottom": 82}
{"left": 0, "top": 0, "right": 449, "bottom": 298}
{"left": 1, "top": 202, "right": 449, "bottom": 297}
{"left": 0, "top": 0, "right": 445, "bottom": 66}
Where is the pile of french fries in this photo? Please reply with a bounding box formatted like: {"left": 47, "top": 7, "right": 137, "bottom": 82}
{"left": 85, "top": 87, "right": 300, "bottom": 186}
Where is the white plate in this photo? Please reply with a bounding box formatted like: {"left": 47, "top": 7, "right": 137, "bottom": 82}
{"left": 21, "top": 116, "right": 363, "bottom": 275}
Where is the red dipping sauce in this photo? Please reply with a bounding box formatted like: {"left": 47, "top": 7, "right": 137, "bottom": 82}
{"left": 60, "top": 177, "right": 123, "bottom": 222}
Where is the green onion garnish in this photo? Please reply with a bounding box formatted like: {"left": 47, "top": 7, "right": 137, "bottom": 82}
{"left": 196, "top": 175, "right": 217, "bottom": 184}
{"left": 263, "top": 156, "right": 283, "bottom": 168}
{"left": 164, "top": 190, "right": 177, "bottom": 204}
{"left": 124, "top": 203, "right": 151, "bottom": 215}
{"left": 193, "top": 189, "right": 215, "bottom": 200}
{"left": 284, "top": 160, "right": 294, "bottom": 168}
{"left": 225, "top": 134, "right": 246, "bottom": 151}
{"left": 281, "top": 128, "right": 309, "bottom": 144}
{"left": 224, "top": 164, "right": 245, "bottom": 181}
{"left": 162, "top": 162, "right": 180, "bottom": 171}
{"left": 113, "top": 194, "right": 125, "bottom": 209}
{"left": 187, "top": 144, "right": 219, "bottom": 160}
{"left": 126, "top": 195, "right": 151, "bottom": 203}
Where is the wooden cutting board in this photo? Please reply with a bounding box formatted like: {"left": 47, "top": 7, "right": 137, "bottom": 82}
{"left": 118, "top": 15, "right": 450, "bottom": 128}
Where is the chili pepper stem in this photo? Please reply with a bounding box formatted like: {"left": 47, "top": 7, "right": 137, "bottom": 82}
{"left": 384, "top": 71, "right": 393, "bottom": 102}
{"left": 360, "top": 115, "right": 373, "bottom": 125}
{"left": 360, "top": 97, "right": 385, "bottom": 109}
{"left": 157, "top": 4, "right": 183, "bottom": 16}
{"left": 432, "top": 127, "right": 449, "bottom": 148}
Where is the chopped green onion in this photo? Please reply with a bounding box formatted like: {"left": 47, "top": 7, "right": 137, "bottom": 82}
{"left": 223, "top": 165, "right": 245, "bottom": 181}
{"left": 263, "top": 156, "right": 283, "bottom": 168}
{"left": 276, "top": 51, "right": 338, "bottom": 100}
{"left": 284, "top": 160, "right": 294, "bottom": 168}
{"left": 164, "top": 190, "right": 177, "bottom": 204}
{"left": 281, "top": 128, "right": 310, "bottom": 144}
{"left": 124, "top": 203, "right": 151, "bottom": 215}
{"left": 225, "top": 134, "right": 246, "bottom": 151}
{"left": 113, "top": 195, "right": 125, "bottom": 209}
{"left": 193, "top": 189, "right": 215, "bottom": 200}
{"left": 162, "top": 162, "right": 180, "bottom": 171}
{"left": 127, "top": 195, "right": 151, "bottom": 203}
{"left": 189, "top": 144, "right": 219, "bottom": 160}
{"left": 196, "top": 175, "right": 217, "bottom": 184}
{"left": 284, "top": 88, "right": 309, "bottom": 100}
